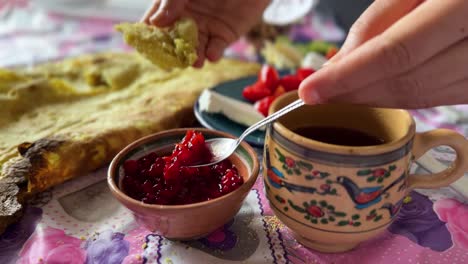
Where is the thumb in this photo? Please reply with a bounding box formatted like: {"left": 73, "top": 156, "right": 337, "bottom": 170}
{"left": 150, "top": 0, "right": 188, "bottom": 27}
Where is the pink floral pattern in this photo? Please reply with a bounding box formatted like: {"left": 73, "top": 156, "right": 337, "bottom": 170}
{"left": 121, "top": 226, "right": 147, "bottom": 264}
{"left": 434, "top": 199, "right": 468, "bottom": 249}
{"left": 18, "top": 227, "right": 86, "bottom": 264}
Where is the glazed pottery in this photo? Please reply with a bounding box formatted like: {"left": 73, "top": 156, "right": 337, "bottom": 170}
{"left": 108, "top": 128, "right": 259, "bottom": 240}
{"left": 264, "top": 92, "right": 468, "bottom": 253}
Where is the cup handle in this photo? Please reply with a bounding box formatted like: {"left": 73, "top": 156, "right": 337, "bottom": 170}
{"left": 408, "top": 129, "right": 468, "bottom": 189}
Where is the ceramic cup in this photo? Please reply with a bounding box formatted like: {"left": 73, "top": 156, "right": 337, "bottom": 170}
{"left": 264, "top": 92, "right": 468, "bottom": 253}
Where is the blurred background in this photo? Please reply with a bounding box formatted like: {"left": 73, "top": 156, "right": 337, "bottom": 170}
{"left": 0, "top": 0, "right": 374, "bottom": 67}
{"left": 317, "top": 0, "right": 373, "bottom": 32}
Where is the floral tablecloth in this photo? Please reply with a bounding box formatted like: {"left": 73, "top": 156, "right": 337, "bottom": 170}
{"left": 1, "top": 2, "right": 468, "bottom": 264}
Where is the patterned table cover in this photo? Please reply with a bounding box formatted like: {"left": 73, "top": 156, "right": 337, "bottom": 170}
{"left": 1, "top": 2, "right": 468, "bottom": 264}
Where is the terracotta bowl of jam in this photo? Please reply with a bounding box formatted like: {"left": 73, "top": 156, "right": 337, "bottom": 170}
{"left": 108, "top": 128, "right": 259, "bottom": 240}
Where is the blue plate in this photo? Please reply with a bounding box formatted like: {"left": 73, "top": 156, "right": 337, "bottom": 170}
{"left": 194, "top": 75, "right": 266, "bottom": 147}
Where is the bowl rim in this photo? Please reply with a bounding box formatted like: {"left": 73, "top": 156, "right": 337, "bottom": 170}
{"left": 107, "top": 127, "right": 260, "bottom": 210}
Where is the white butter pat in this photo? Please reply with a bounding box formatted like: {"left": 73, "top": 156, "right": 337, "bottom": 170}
{"left": 301, "top": 52, "right": 328, "bottom": 70}
{"left": 199, "top": 89, "right": 265, "bottom": 129}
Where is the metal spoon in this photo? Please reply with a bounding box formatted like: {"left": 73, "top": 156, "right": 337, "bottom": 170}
{"left": 191, "top": 99, "right": 305, "bottom": 167}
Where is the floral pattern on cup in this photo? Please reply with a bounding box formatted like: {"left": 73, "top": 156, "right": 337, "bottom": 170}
{"left": 265, "top": 142, "right": 411, "bottom": 233}
{"left": 434, "top": 198, "right": 468, "bottom": 250}
{"left": 84, "top": 229, "right": 130, "bottom": 264}
{"left": 356, "top": 165, "right": 397, "bottom": 183}
{"left": 275, "top": 148, "right": 313, "bottom": 175}
{"left": 266, "top": 167, "right": 338, "bottom": 196}
{"left": 286, "top": 198, "right": 363, "bottom": 226}
{"left": 265, "top": 144, "right": 410, "bottom": 231}
{"left": 365, "top": 209, "right": 384, "bottom": 222}
{"left": 18, "top": 226, "right": 86, "bottom": 264}
{"left": 270, "top": 147, "right": 405, "bottom": 207}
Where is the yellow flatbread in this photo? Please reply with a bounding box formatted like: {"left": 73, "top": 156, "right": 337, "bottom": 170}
{"left": 115, "top": 18, "right": 199, "bottom": 70}
{"left": 0, "top": 52, "right": 260, "bottom": 234}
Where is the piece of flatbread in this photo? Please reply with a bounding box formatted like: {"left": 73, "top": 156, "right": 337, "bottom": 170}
{"left": 0, "top": 52, "right": 260, "bottom": 234}
{"left": 115, "top": 18, "right": 199, "bottom": 70}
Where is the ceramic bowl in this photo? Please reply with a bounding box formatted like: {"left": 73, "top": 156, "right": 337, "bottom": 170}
{"left": 108, "top": 128, "right": 259, "bottom": 240}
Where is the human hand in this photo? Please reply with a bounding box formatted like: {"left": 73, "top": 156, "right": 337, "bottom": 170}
{"left": 298, "top": 0, "right": 468, "bottom": 109}
{"left": 142, "top": 0, "right": 271, "bottom": 67}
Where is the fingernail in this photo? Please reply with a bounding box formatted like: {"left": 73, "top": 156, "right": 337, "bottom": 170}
{"left": 150, "top": 9, "right": 170, "bottom": 24}
{"left": 307, "top": 89, "right": 322, "bottom": 104}
{"left": 149, "top": 10, "right": 162, "bottom": 23}
{"left": 149, "top": 14, "right": 158, "bottom": 24}
{"left": 302, "top": 90, "right": 321, "bottom": 105}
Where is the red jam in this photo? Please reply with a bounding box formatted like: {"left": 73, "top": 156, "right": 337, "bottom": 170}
{"left": 122, "top": 130, "right": 244, "bottom": 205}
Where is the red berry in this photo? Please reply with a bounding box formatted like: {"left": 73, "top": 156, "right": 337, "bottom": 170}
{"left": 296, "top": 68, "right": 315, "bottom": 80}
{"left": 123, "top": 160, "right": 139, "bottom": 176}
{"left": 198, "top": 166, "right": 212, "bottom": 178}
{"left": 159, "top": 186, "right": 177, "bottom": 201}
{"left": 137, "top": 152, "right": 157, "bottom": 170}
{"left": 142, "top": 180, "right": 154, "bottom": 194}
{"left": 180, "top": 167, "right": 199, "bottom": 180}
{"left": 142, "top": 193, "right": 157, "bottom": 204}
{"left": 182, "top": 130, "right": 195, "bottom": 144}
{"left": 209, "top": 189, "right": 222, "bottom": 199}
{"left": 254, "top": 96, "right": 276, "bottom": 116}
{"left": 258, "top": 65, "right": 279, "bottom": 92}
{"left": 122, "top": 175, "right": 141, "bottom": 199}
{"left": 148, "top": 158, "right": 165, "bottom": 178}
{"left": 219, "top": 169, "right": 243, "bottom": 194}
{"left": 164, "top": 162, "right": 181, "bottom": 181}
{"left": 154, "top": 196, "right": 169, "bottom": 205}
{"left": 242, "top": 81, "right": 272, "bottom": 102}
{"left": 211, "top": 160, "right": 232, "bottom": 175}
{"left": 279, "top": 75, "right": 301, "bottom": 91}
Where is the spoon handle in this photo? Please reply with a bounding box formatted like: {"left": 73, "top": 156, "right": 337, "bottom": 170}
{"left": 237, "top": 99, "right": 305, "bottom": 144}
